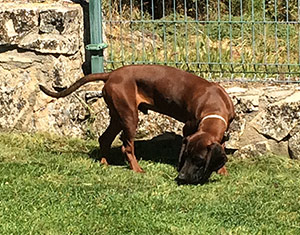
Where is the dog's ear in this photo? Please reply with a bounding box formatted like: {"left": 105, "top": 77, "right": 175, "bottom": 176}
{"left": 206, "top": 143, "right": 227, "bottom": 172}
{"left": 178, "top": 137, "right": 189, "bottom": 171}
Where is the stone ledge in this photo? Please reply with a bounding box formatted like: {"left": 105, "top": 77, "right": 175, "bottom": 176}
{"left": 0, "top": 3, "right": 83, "bottom": 55}
{"left": 0, "top": 2, "right": 85, "bottom": 137}
{"left": 226, "top": 84, "right": 300, "bottom": 159}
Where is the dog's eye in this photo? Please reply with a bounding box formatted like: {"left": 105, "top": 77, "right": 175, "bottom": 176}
{"left": 191, "top": 155, "right": 205, "bottom": 166}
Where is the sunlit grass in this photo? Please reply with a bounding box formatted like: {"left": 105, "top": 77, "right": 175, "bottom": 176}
{"left": 0, "top": 132, "right": 300, "bottom": 234}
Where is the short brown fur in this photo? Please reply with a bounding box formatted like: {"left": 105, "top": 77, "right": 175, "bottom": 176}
{"left": 40, "top": 65, "right": 235, "bottom": 184}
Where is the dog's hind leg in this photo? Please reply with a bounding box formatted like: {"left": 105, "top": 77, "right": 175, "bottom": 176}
{"left": 98, "top": 116, "right": 122, "bottom": 165}
{"left": 102, "top": 80, "right": 143, "bottom": 172}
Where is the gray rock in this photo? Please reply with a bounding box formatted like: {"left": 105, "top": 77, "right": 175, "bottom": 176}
{"left": 0, "top": 4, "right": 82, "bottom": 55}
{"left": 234, "top": 140, "right": 289, "bottom": 158}
{"left": 253, "top": 102, "right": 299, "bottom": 142}
{"left": 289, "top": 124, "right": 300, "bottom": 159}
{"left": 0, "top": 3, "right": 86, "bottom": 136}
{"left": 227, "top": 85, "right": 300, "bottom": 159}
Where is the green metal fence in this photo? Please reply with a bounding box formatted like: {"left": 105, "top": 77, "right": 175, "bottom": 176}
{"left": 89, "top": 0, "right": 300, "bottom": 83}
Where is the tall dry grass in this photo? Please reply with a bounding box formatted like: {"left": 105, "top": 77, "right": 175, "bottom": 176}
{"left": 102, "top": 2, "right": 300, "bottom": 81}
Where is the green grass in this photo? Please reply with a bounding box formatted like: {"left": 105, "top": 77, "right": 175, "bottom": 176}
{"left": 1, "top": 132, "right": 300, "bottom": 234}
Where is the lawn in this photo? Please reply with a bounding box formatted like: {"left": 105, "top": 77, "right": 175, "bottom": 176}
{"left": 0, "top": 132, "right": 299, "bottom": 234}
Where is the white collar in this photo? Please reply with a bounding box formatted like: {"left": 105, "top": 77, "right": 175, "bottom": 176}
{"left": 201, "top": 114, "right": 227, "bottom": 126}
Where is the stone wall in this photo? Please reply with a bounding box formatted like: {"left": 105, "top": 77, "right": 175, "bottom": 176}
{"left": 0, "top": 2, "right": 299, "bottom": 159}
{"left": 0, "top": 2, "right": 87, "bottom": 135}
{"left": 226, "top": 85, "right": 300, "bottom": 159}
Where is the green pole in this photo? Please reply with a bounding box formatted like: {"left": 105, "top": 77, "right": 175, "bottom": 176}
{"left": 87, "top": 0, "right": 107, "bottom": 73}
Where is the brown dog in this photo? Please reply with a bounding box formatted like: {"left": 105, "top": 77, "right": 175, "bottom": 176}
{"left": 40, "top": 65, "right": 235, "bottom": 185}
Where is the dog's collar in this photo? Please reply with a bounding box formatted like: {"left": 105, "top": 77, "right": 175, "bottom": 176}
{"left": 201, "top": 114, "right": 227, "bottom": 126}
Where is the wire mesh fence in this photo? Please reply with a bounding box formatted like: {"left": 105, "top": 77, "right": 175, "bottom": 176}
{"left": 101, "top": 0, "right": 300, "bottom": 82}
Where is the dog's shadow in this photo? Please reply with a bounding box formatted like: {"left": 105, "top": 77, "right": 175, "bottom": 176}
{"left": 89, "top": 132, "right": 183, "bottom": 167}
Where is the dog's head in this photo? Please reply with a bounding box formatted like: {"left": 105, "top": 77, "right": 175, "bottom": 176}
{"left": 176, "top": 135, "right": 227, "bottom": 185}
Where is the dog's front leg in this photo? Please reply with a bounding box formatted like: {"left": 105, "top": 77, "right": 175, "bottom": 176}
{"left": 120, "top": 130, "right": 144, "bottom": 173}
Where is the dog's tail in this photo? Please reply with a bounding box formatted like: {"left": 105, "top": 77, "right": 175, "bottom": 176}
{"left": 39, "top": 72, "right": 110, "bottom": 98}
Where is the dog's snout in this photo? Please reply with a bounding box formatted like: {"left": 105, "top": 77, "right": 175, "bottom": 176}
{"left": 175, "top": 173, "right": 187, "bottom": 185}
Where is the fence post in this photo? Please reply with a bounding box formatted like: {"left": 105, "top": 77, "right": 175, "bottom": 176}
{"left": 86, "top": 0, "right": 107, "bottom": 73}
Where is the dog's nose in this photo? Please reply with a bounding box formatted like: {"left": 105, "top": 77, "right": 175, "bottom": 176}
{"left": 175, "top": 173, "right": 187, "bottom": 185}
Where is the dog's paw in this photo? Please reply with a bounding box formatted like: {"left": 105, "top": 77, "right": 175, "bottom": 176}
{"left": 217, "top": 166, "right": 228, "bottom": 176}
{"left": 100, "top": 157, "right": 109, "bottom": 165}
